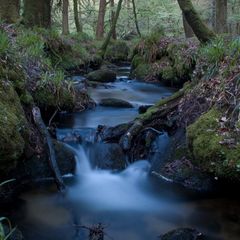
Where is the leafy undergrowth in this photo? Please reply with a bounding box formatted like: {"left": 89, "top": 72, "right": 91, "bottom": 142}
{"left": 131, "top": 31, "right": 198, "bottom": 86}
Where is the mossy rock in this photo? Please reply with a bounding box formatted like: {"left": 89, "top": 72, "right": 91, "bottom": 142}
{"left": 187, "top": 108, "right": 240, "bottom": 179}
{"left": 0, "top": 80, "right": 28, "bottom": 173}
{"left": 131, "top": 54, "right": 145, "bottom": 70}
{"left": 132, "top": 63, "right": 151, "bottom": 80}
{"left": 105, "top": 40, "right": 130, "bottom": 62}
{"left": 86, "top": 69, "right": 117, "bottom": 83}
{"left": 167, "top": 42, "right": 195, "bottom": 79}
{"left": 33, "top": 85, "right": 75, "bottom": 110}
{"left": 155, "top": 57, "right": 179, "bottom": 86}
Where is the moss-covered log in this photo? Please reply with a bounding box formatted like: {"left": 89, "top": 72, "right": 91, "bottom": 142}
{"left": 119, "top": 88, "right": 186, "bottom": 151}
{"left": 0, "top": 0, "right": 19, "bottom": 23}
{"left": 23, "top": 0, "right": 51, "bottom": 28}
{"left": 177, "top": 0, "right": 216, "bottom": 43}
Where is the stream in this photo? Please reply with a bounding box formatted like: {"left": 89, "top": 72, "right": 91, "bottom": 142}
{"left": 3, "top": 65, "right": 240, "bottom": 240}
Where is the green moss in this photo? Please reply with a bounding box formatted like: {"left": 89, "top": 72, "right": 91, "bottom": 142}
{"left": 187, "top": 108, "right": 240, "bottom": 179}
{"left": 33, "top": 86, "right": 74, "bottom": 110}
{"left": 0, "top": 31, "right": 9, "bottom": 56}
{"left": 133, "top": 63, "right": 151, "bottom": 80}
{"left": 167, "top": 42, "right": 195, "bottom": 79}
{"left": 131, "top": 54, "right": 144, "bottom": 70}
{"left": 19, "top": 91, "right": 34, "bottom": 105}
{"left": 0, "top": 80, "right": 27, "bottom": 173}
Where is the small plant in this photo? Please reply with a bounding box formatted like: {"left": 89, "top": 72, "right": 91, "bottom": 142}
{"left": 0, "top": 31, "right": 9, "bottom": 56}
{"left": 198, "top": 37, "right": 225, "bottom": 65}
{"left": 0, "top": 217, "right": 16, "bottom": 240}
{"left": 16, "top": 30, "right": 45, "bottom": 59}
{"left": 0, "top": 180, "right": 16, "bottom": 240}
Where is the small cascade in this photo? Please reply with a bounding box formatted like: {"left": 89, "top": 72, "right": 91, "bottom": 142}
{"left": 68, "top": 145, "right": 167, "bottom": 212}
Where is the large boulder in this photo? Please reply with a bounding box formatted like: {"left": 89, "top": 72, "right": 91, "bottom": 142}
{"left": 86, "top": 69, "right": 117, "bottom": 83}
{"left": 187, "top": 108, "right": 240, "bottom": 180}
{"left": 99, "top": 98, "right": 133, "bottom": 108}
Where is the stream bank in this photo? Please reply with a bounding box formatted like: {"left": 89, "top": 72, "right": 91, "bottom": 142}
{"left": 1, "top": 65, "right": 240, "bottom": 240}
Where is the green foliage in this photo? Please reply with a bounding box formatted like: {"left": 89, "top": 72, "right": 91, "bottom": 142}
{"left": 0, "top": 217, "right": 16, "bottom": 240}
{"left": 16, "top": 30, "right": 45, "bottom": 59}
{"left": 0, "top": 31, "right": 9, "bottom": 56}
{"left": 198, "top": 37, "right": 225, "bottom": 65}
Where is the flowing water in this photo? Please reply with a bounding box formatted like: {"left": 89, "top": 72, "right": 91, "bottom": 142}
{"left": 3, "top": 65, "right": 240, "bottom": 240}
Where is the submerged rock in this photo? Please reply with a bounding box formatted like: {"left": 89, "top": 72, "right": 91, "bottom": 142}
{"left": 87, "top": 143, "right": 126, "bottom": 170}
{"left": 99, "top": 98, "right": 133, "bottom": 108}
{"left": 86, "top": 69, "right": 117, "bottom": 83}
{"left": 138, "top": 105, "right": 153, "bottom": 114}
{"left": 159, "top": 228, "right": 204, "bottom": 240}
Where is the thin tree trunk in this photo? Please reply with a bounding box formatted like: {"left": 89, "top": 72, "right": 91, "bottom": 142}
{"left": 73, "top": 0, "right": 82, "bottom": 32}
{"left": 132, "top": 0, "right": 141, "bottom": 37}
{"left": 183, "top": 13, "right": 194, "bottom": 38}
{"left": 32, "top": 107, "right": 65, "bottom": 192}
{"left": 62, "top": 0, "right": 69, "bottom": 35}
{"left": 0, "top": 0, "right": 19, "bottom": 23}
{"left": 177, "top": 0, "right": 216, "bottom": 43}
{"left": 96, "top": 0, "right": 107, "bottom": 39}
{"left": 101, "top": 0, "right": 123, "bottom": 57}
{"left": 212, "top": 0, "right": 216, "bottom": 30}
{"left": 23, "top": 0, "right": 52, "bottom": 28}
{"left": 110, "top": 0, "right": 117, "bottom": 39}
{"left": 216, "top": 0, "right": 228, "bottom": 33}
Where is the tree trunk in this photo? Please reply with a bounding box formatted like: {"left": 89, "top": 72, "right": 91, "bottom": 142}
{"left": 177, "top": 0, "right": 216, "bottom": 43}
{"left": 132, "top": 0, "right": 141, "bottom": 37}
{"left": 101, "top": 0, "right": 123, "bottom": 57}
{"left": 0, "top": 0, "right": 19, "bottom": 23}
{"left": 110, "top": 0, "right": 117, "bottom": 39}
{"left": 73, "top": 0, "right": 82, "bottom": 32}
{"left": 23, "top": 0, "right": 51, "bottom": 28}
{"left": 182, "top": 13, "right": 194, "bottom": 38}
{"left": 62, "top": 0, "right": 69, "bottom": 35}
{"left": 96, "top": 0, "right": 107, "bottom": 39}
{"left": 215, "top": 0, "right": 228, "bottom": 33}
{"left": 212, "top": 0, "right": 216, "bottom": 30}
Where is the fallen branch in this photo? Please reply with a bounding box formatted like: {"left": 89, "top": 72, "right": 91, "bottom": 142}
{"left": 32, "top": 107, "right": 65, "bottom": 192}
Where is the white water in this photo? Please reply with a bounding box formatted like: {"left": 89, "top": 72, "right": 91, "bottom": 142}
{"left": 68, "top": 145, "right": 170, "bottom": 212}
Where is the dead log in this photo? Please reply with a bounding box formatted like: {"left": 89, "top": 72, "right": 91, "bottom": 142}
{"left": 32, "top": 107, "right": 65, "bottom": 192}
